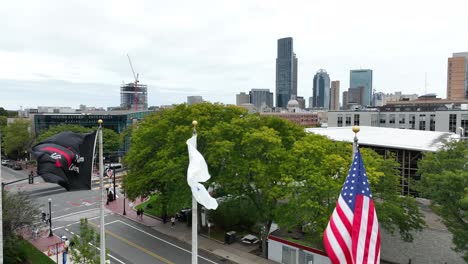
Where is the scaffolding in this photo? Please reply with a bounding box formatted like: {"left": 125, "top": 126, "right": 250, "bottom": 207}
{"left": 120, "top": 83, "right": 148, "bottom": 111}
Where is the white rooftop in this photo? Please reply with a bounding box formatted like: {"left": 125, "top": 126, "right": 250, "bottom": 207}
{"left": 305, "top": 126, "right": 460, "bottom": 152}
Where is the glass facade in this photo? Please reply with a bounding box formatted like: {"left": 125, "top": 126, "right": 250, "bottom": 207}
{"left": 276, "top": 37, "right": 297, "bottom": 107}
{"left": 350, "top": 69, "right": 373, "bottom": 106}
{"left": 312, "top": 70, "right": 330, "bottom": 109}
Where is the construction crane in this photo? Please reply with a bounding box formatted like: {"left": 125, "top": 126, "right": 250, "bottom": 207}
{"left": 127, "top": 54, "right": 139, "bottom": 111}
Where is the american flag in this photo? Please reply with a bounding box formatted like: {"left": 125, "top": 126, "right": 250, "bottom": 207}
{"left": 323, "top": 149, "right": 381, "bottom": 264}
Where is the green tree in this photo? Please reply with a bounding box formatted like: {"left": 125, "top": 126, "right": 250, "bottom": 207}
{"left": 70, "top": 218, "right": 106, "bottom": 264}
{"left": 35, "top": 124, "right": 120, "bottom": 155}
{"left": 123, "top": 103, "right": 247, "bottom": 217}
{"left": 204, "top": 114, "right": 305, "bottom": 257}
{"left": 3, "top": 190, "right": 41, "bottom": 263}
{"left": 418, "top": 140, "right": 468, "bottom": 261}
{"left": 0, "top": 107, "right": 9, "bottom": 117}
{"left": 3, "top": 119, "right": 32, "bottom": 159}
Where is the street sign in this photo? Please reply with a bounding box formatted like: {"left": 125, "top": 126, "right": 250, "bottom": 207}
{"left": 106, "top": 169, "right": 113, "bottom": 177}
{"left": 47, "top": 242, "right": 65, "bottom": 256}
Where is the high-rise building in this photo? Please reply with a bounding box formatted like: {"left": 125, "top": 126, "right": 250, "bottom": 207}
{"left": 296, "top": 96, "right": 306, "bottom": 109}
{"left": 342, "top": 91, "right": 348, "bottom": 109}
{"left": 312, "top": 69, "right": 330, "bottom": 109}
{"left": 236, "top": 92, "right": 250, "bottom": 105}
{"left": 249, "top": 89, "right": 273, "bottom": 110}
{"left": 330, "top": 81, "right": 340, "bottom": 110}
{"left": 276, "top": 37, "right": 298, "bottom": 108}
{"left": 447, "top": 52, "right": 468, "bottom": 100}
{"left": 350, "top": 69, "right": 373, "bottom": 106}
{"left": 120, "top": 82, "right": 148, "bottom": 111}
{"left": 187, "top": 96, "right": 203, "bottom": 105}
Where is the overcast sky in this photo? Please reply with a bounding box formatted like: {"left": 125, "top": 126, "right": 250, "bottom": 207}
{"left": 1, "top": 0, "right": 467, "bottom": 110}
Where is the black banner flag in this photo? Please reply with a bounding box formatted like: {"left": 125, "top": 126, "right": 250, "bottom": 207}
{"left": 32, "top": 131, "right": 97, "bottom": 191}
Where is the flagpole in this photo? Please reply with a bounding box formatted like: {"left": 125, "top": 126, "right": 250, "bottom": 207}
{"left": 98, "top": 120, "right": 106, "bottom": 264}
{"left": 0, "top": 131, "right": 3, "bottom": 264}
{"left": 352, "top": 126, "right": 360, "bottom": 156}
{"left": 191, "top": 120, "right": 198, "bottom": 264}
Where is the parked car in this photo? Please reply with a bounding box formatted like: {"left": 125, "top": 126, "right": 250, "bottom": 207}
{"left": 1, "top": 160, "right": 10, "bottom": 166}
{"left": 12, "top": 163, "right": 22, "bottom": 170}
{"left": 240, "top": 234, "right": 260, "bottom": 245}
{"left": 175, "top": 208, "right": 192, "bottom": 222}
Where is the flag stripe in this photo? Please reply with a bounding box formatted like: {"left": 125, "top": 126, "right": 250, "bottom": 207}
{"left": 368, "top": 209, "right": 379, "bottom": 264}
{"left": 362, "top": 199, "right": 376, "bottom": 264}
{"left": 338, "top": 196, "right": 353, "bottom": 224}
{"left": 324, "top": 222, "right": 347, "bottom": 264}
{"left": 330, "top": 212, "right": 352, "bottom": 263}
{"left": 354, "top": 195, "right": 368, "bottom": 264}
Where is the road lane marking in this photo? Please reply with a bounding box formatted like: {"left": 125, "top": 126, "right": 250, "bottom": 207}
{"left": 89, "top": 222, "right": 173, "bottom": 264}
{"left": 116, "top": 220, "right": 218, "bottom": 264}
{"left": 53, "top": 208, "right": 100, "bottom": 220}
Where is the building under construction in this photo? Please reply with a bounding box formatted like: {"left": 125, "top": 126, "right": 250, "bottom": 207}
{"left": 120, "top": 82, "right": 148, "bottom": 111}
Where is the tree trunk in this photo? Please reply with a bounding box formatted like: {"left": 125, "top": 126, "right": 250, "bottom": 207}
{"left": 261, "top": 219, "right": 272, "bottom": 259}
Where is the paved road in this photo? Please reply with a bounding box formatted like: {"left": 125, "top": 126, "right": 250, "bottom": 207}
{"left": 54, "top": 214, "right": 223, "bottom": 264}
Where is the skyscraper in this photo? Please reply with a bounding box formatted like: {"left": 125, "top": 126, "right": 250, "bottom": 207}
{"left": 312, "top": 69, "right": 331, "bottom": 109}
{"left": 236, "top": 92, "right": 250, "bottom": 105}
{"left": 447, "top": 52, "right": 468, "bottom": 100}
{"left": 350, "top": 69, "right": 373, "bottom": 106}
{"left": 330, "top": 81, "right": 340, "bottom": 110}
{"left": 276, "top": 37, "right": 298, "bottom": 108}
{"left": 249, "top": 89, "right": 273, "bottom": 109}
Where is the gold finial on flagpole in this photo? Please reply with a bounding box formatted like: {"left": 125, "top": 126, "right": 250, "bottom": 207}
{"left": 352, "top": 126, "right": 360, "bottom": 134}
{"left": 98, "top": 119, "right": 103, "bottom": 127}
{"left": 192, "top": 120, "right": 198, "bottom": 135}
{"left": 352, "top": 126, "right": 360, "bottom": 155}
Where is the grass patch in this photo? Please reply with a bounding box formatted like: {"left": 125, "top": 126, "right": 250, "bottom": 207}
{"left": 21, "top": 238, "right": 55, "bottom": 264}
{"left": 135, "top": 193, "right": 162, "bottom": 217}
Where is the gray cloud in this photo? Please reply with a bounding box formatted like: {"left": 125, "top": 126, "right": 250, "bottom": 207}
{"left": 1, "top": 0, "right": 468, "bottom": 110}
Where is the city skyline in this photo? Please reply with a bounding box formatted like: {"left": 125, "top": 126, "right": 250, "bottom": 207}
{"left": 1, "top": 0, "right": 467, "bottom": 110}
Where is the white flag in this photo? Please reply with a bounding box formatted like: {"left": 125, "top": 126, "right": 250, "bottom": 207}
{"left": 186, "top": 134, "right": 218, "bottom": 210}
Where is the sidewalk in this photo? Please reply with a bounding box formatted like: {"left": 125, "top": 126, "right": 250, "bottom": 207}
{"left": 106, "top": 197, "right": 276, "bottom": 264}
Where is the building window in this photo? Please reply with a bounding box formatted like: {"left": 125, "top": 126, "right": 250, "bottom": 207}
{"left": 389, "top": 114, "right": 396, "bottom": 126}
{"left": 449, "top": 114, "right": 457, "bottom": 133}
{"left": 398, "top": 114, "right": 406, "bottom": 129}
{"left": 337, "top": 114, "right": 343, "bottom": 127}
{"left": 345, "top": 114, "right": 351, "bottom": 126}
{"left": 461, "top": 114, "right": 468, "bottom": 137}
{"left": 430, "top": 114, "right": 436, "bottom": 131}
{"left": 419, "top": 114, "right": 426, "bottom": 130}
{"left": 282, "top": 246, "right": 297, "bottom": 264}
{"left": 299, "top": 249, "right": 314, "bottom": 264}
{"left": 354, "top": 114, "right": 360, "bottom": 126}
{"left": 379, "top": 114, "right": 386, "bottom": 125}
{"left": 371, "top": 114, "right": 378, "bottom": 127}
{"left": 409, "top": 114, "right": 416, "bottom": 129}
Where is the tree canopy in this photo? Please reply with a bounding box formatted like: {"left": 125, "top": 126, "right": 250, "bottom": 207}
{"left": 3, "top": 119, "right": 33, "bottom": 159}
{"left": 123, "top": 102, "right": 424, "bottom": 257}
{"left": 418, "top": 140, "right": 468, "bottom": 261}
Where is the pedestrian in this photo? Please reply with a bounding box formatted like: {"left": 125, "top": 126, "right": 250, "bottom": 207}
{"left": 136, "top": 208, "right": 141, "bottom": 219}
{"left": 140, "top": 208, "right": 144, "bottom": 220}
{"left": 171, "top": 216, "right": 176, "bottom": 228}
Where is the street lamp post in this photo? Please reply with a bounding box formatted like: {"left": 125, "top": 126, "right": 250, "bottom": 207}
{"left": 123, "top": 192, "right": 126, "bottom": 215}
{"left": 48, "top": 198, "right": 53, "bottom": 237}
{"left": 113, "top": 169, "right": 116, "bottom": 201}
